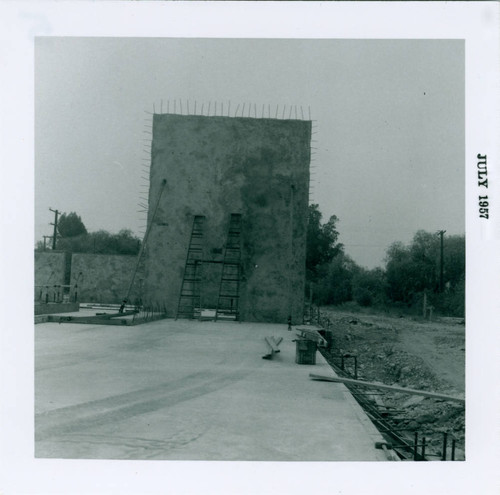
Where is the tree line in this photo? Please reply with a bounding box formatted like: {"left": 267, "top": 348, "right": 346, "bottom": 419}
{"left": 36, "top": 208, "right": 465, "bottom": 317}
{"left": 36, "top": 212, "right": 141, "bottom": 256}
{"left": 306, "top": 204, "right": 465, "bottom": 317}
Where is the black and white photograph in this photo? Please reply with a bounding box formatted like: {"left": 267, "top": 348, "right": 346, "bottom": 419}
{"left": 33, "top": 37, "right": 466, "bottom": 463}
{"left": 1, "top": 2, "right": 499, "bottom": 494}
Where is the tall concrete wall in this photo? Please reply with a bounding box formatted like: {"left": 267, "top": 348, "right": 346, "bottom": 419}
{"left": 143, "top": 114, "right": 311, "bottom": 323}
{"left": 70, "top": 253, "right": 142, "bottom": 304}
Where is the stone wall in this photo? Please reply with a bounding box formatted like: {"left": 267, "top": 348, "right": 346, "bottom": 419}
{"left": 143, "top": 114, "right": 311, "bottom": 323}
{"left": 34, "top": 252, "right": 143, "bottom": 305}
{"left": 70, "top": 253, "right": 142, "bottom": 304}
{"left": 35, "top": 251, "right": 66, "bottom": 286}
{"left": 34, "top": 251, "right": 68, "bottom": 302}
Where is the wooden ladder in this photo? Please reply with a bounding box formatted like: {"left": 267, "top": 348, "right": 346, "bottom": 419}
{"left": 215, "top": 214, "right": 242, "bottom": 321}
{"left": 176, "top": 215, "right": 205, "bottom": 319}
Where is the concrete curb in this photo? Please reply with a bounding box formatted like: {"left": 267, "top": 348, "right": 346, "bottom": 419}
{"left": 314, "top": 349, "right": 398, "bottom": 461}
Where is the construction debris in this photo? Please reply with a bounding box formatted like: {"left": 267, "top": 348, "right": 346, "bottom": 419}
{"left": 295, "top": 326, "right": 327, "bottom": 347}
{"left": 262, "top": 336, "right": 283, "bottom": 359}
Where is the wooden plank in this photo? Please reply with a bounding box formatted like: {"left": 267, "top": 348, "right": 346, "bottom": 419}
{"left": 309, "top": 374, "right": 465, "bottom": 404}
{"left": 296, "top": 325, "right": 322, "bottom": 332}
{"left": 57, "top": 310, "right": 136, "bottom": 320}
{"left": 264, "top": 337, "right": 281, "bottom": 353}
{"left": 296, "top": 328, "right": 327, "bottom": 345}
{"left": 48, "top": 311, "right": 136, "bottom": 324}
{"left": 49, "top": 315, "right": 132, "bottom": 326}
{"left": 262, "top": 336, "right": 283, "bottom": 359}
{"left": 295, "top": 328, "right": 327, "bottom": 347}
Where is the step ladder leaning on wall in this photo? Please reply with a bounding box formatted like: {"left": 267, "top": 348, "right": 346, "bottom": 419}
{"left": 175, "top": 215, "right": 206, "bottom": 320}
{"left": 215, "top": 213, "right": 242, "bottom": 321}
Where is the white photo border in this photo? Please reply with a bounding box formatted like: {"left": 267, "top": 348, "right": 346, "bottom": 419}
{"left": 0, "top": 2, "right": 499, "bottom": 494}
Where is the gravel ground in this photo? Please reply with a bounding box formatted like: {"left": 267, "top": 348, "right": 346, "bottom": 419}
{"left": 319, "top": 306, "right": 465, "bottom": 461}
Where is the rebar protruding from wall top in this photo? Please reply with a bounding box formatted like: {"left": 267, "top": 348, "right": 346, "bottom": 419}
{"left": 152, "top": 100, "right": 312, "bottom": 121}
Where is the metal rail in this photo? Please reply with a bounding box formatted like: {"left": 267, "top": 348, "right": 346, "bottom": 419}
{"left": 319, "top": 347, "right": 424, "bottom": 460}
{"left": 312, "top": 304, "right": 463, "bottom": 462}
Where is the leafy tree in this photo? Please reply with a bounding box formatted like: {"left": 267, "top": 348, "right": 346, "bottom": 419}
{"left": 434, "top": 274, "right": 465, "bottom": 317}
{"left": 114, "top": 229, "right": 143, "bottom": 255}
{"left": 352, "top": 267, "right": 387, "bottom": 306}
{"left": 408, "top": 230, "right": 440, "bottom": 290}
{"left": 442, "top": 234, "right": 466, "bottom": 288}
{"left": 306, "top": 204, "right": 343, "bottom": 282}
{"left": 385, "top": 239, "right": 424, "bottom": 303}
{"left": 58, "top": 212, "right": 87, "bottom": 238}
{"left": 314, "top": 253, "right": 358, "bottom": 305}
{"left": 385, "top": 230, "right": 465, "bottom": 305}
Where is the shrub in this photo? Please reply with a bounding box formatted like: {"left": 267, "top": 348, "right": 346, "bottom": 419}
{"left": 353, "top": 287, "right": 372, "bottom": 307}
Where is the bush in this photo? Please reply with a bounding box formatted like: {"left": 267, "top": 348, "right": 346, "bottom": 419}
{"left": 56, "top": 229, "right": 141, "bottom": 255}
{"left": 432, "top": 278, "right": 465, "bottom": 317}
{"left": 353, "top": 287, "right": 372, "bottom": 307}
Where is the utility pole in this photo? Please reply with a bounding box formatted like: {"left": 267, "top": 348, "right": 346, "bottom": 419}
{"left": 49, "top": 208, "right": 60, "bottom": 250}
{"left": 437, "top": 230, "right": 446, "bottom": 292}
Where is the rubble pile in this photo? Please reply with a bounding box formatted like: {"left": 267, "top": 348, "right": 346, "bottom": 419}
{"left": 322, "top": 309, "right": 465, "bottom": 460}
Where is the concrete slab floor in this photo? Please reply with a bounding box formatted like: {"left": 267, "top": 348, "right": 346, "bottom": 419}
{"left": 35, "top": 319, "right": 388, "bottom": 461}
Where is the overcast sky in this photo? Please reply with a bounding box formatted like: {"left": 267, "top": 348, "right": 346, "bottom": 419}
{"left": 35, "top": 38, "right": 464, "bottom": 269}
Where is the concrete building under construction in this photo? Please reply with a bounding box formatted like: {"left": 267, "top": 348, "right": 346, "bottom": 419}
{"left": 142, "top": 114, "right": 311, "bottom": 323}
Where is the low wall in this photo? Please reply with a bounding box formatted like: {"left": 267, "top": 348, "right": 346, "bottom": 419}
{"left": 34, "top": 251, "right": 68, "bottom": 302}
{"left": 35, "top": 251, "right": 66, "bottom": 287}
{"left": 70, "top": 253, "right": 142, "bottom": 304}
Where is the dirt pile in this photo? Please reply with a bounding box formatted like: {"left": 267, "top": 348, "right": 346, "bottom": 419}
{"left": 320, "top": 308, "right": 465, "bottom": 460}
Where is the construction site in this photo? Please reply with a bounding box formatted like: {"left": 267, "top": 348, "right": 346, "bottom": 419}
{"left": 35, "top": 111, "right": 465, "bottom": 462}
